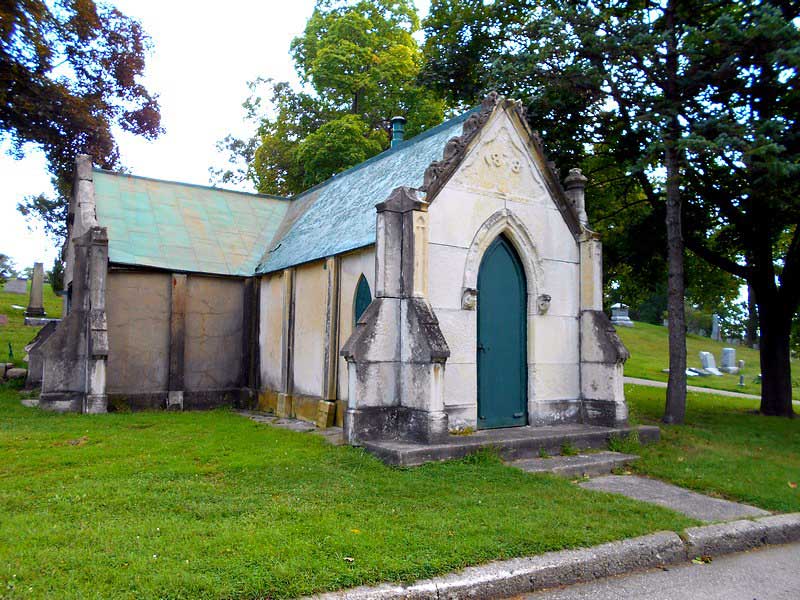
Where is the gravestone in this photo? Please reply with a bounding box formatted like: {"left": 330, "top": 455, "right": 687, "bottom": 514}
{"left": 710, "top": 314, "right": 721, "bottom": 341}
{"left": 737, "top": 359, "right": 745, "bottom": 372}
{"left": 610, "top": 303, "right": 634, "bottom": 327}
{"left": 699, "top": 351, "right": 723, "bottom": 376}
{"left": 24, "top": 263, "right": 46, "bottom": 318}
{"left": 720, "top": 347, "right": 738, "bottom": 374}
{"left": 0, "top": 315, "right": 6, "bottom": 325}
{"left": 3, "top": 278, "right": 26, "bottom": 294}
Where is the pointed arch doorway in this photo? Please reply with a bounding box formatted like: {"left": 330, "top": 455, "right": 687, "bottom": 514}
{"left": 477, "top": 235, "right": 528, "bottom": 429}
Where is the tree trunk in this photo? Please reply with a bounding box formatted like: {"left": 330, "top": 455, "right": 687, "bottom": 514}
{"left": 662, "top": 0, "right": 687, "bottom": 424}
{"left": 746, "top": 284, "right": 758, "bottom": 348}
{"left": 757, "top": 292, "right": 795, "bottom": 417}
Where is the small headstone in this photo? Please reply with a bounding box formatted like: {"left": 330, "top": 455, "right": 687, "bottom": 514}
{"left": 24, "top": 263, "right": 46, "bottom": 318}
{"left": 737, "top": 359, "right": 745, "bottom": 371}
{"left": 0, "top": 314, "right": 7, "bottom": 326}
{"left": 3, "top": 278, "right": 27, "bottom": 294}
{"left": 610, "top": 303, "right": 634, "bottom": 327}
{"left": 738, "top": 375, "right": 745, "bottom": 387}
{"left": 711, "top": 314, "right": 721, "bottom": 341}
{"left": 688, "top": 367, "right": 711, "bottom": 377}
{"left": 720, "top": 347, "right": 738, "bottom": 374}
{"left": 699, "top": 351, "right": 723, "bottom": 376}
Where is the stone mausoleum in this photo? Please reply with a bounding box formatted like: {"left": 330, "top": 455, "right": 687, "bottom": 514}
{"left": 32, "top": 93, "right": 630, "bottom": 447}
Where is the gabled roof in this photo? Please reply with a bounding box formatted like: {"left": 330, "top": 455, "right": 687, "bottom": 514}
{"left": 256, "top": 107, "right": 479, "bottom": 274}
{"left": 93, "top": 169, "right": 289, "bottom": 277}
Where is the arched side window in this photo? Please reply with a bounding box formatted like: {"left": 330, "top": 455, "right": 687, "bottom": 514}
{"left": 353, "top": 275, "right": 372, "bottom": 325}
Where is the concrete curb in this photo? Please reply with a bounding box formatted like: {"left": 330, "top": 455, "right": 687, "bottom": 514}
{"left": 307, "top": 513, "right": 800, "bottom": 599}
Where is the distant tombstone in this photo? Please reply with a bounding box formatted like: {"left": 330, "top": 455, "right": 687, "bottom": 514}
{"left": 699, "top": 351, "right": 723, "bottom": 376}
{"left": 720, "top": 347, "right": 738, "bottom": 374}
{"left": 710, "top": 314, "right": 721, "bottom": 341}
{"left": 3, "top": 278, "right": 27, "bottom": 294}
{"left": 737, "top": 359, "right": 745, "bottom": 372}
{"left": 0, "top": 314, "right": 7, "bottom": 326}
{"left": 24, "top": 263, "right": 46, "bottom": 318}
{"left": 610, "top": 303, "right": 634, "bottom": 327}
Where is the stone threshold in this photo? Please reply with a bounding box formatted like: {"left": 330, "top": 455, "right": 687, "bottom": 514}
{"left": 362, "top": 424, "right": 659, "bottom": 467}
{"left": 509, "top": 451, "right": 640, "bottom": 478}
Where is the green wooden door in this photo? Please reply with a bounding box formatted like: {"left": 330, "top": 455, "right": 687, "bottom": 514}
{"left": 477, "top": 236, "right": 527, "bottom": 429}
{"left": 354, "top": 275, "right": 372, "bottom": 324}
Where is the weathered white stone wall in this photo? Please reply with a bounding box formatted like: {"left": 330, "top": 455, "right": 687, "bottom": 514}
{"left": 337, "top": 247, "right": 376, "bottom": 400}
{"left": 428, "top": 108, "right": 581, "bottom": 428}
{"left": 292, "top": 261, "right": 327, "bottom": 397}
{"left": 259, "top": 274, "right": 284, "bottom": 391}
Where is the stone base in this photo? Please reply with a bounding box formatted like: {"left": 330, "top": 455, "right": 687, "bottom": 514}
{"left": 582, "top": 399, "right": 628, "bottom": 427}
{"left": 38, "top": 392, "right": 84, "bottom": 413}
{"left": 610, "top": 318, "right": 634, "bottom": 328}
{"left": 316, "top": 400, "right": 336, "bottom": 428}
{"left": 344, "top": 406, "right": 449, "bottom": 445}
{"left": 166, "top": 391, "right": 184, "bottom": 410}
{"left": 84, "top": 394, "right": 108, "bottom": 414}
{"left": 276, "top": 393, "right": 293, "bottom": 418}
{"left": 24, "top": 307, "right": 46, "bottom": 318}
{"left": 24, "top": 317, "right": 60, "bottom": 327}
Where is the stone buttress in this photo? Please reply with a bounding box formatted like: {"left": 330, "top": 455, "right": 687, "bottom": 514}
{"left": 565, "top": 168, "right": 630, "bottom": 426}
{"left": 341, "top": 187, "right": 450, "bottom": 444}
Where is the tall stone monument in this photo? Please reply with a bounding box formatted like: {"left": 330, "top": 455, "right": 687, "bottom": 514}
{"left": 24, "top": 263, "right": 46, "bottom": 318}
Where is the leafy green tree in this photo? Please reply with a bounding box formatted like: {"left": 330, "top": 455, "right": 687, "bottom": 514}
{"left": 2, "top": 0, "right": 163, "bottom": 242}
{"left": 0, "top": 253, "right": 17, "bottom": 283}
{"left": 423, "top": 0, "right": 799, "bottom": 417}
{"left": 214, "top": 0, "right": 445, "bottom": 196}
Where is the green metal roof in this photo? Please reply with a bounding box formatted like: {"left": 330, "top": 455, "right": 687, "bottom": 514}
{"left": 93, "top": 169, "right": 289, "bottom": 276}
{"left": 257, "top": 107, "right": 479, "bottom": 274}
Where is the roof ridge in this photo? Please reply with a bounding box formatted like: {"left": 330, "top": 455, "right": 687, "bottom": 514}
{"left": 92, "top": 167, "right": 290, "bottom": 201}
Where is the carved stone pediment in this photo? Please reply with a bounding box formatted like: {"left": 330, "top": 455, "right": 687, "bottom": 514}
{"left": 452, "top": 124, "right": 547, "bottom": 201}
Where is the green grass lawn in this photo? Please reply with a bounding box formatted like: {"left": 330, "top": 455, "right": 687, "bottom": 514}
{"left": 0, "top": 281, "right": 62, "bottom": 367}
{"left": 0, "top": 382, "right": 695, "bottom": 600}
{"left": 626, "top": 384, "right": 800, "bottom": 513}
{"left": 617, "top": 321, "right": 800, "bottom": 400}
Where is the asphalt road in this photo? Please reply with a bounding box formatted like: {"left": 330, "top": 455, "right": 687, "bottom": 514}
{"left": 517, "top": 542, "right": 800, "bottom": 600}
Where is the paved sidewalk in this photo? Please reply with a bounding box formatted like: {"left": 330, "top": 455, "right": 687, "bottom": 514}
{"left": 580, "top": 475, "right": 769, "bottom": 522}
{"left": 521, "top": 541, "right": 800, "bottom": 600}
{"left": 624, "top": 377, "right": 761, "bottom": 399}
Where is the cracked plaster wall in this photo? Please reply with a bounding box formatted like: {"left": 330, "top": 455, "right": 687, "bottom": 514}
{"left": 259, "top": 273, "right": 284, "bottom": 391}
{"left": 184, "top": 275, "right": 244, "bottom": 392}
{"left": 106, "top": 272, "right": 171, "bottom": 393}
{"left": 292, "top": 262, "right": 327, "bottom": 397}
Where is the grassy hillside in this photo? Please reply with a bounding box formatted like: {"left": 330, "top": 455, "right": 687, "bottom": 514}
{"left": 617, "top": 321, "right": 800, "bottom": 399}
{"left": 0, "top": 281, "right": 62, "bottom": 367}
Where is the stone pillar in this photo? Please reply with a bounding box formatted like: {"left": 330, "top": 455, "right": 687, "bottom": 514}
{"left": 25, "top": 262, "right": 46, "bottom": 317}
{"left": 38, "top": 227, "right": 108, "bottom": 413}
{"left": 277, "top": 268, "right": 295, "bottom": 418}
{"left": 84, "top": 229, "right": 108, "bottom": 413}
{"left": 341, "top": 187, "right": 450, "bottom": 445}
{"left": 167, "top": 274, "right": 187, "bottom": 410}
{"left": 317, "top": 256, "right": 340, "bottom": 428}
{"left": 572, "top": 170, "right": 629, "bottom": 426}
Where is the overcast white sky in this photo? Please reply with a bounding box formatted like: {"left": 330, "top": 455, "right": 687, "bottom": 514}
{"left": 0, "top": 0, "right": 430, "bottom": 271}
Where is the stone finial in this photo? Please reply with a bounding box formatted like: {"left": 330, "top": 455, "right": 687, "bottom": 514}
{"left": 564, "top": 168, "right": 588, "bottom": 226}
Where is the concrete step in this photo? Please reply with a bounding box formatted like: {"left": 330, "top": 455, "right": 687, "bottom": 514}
{"left": 508, "top": 451, "right": 639, "bottom": 478}
{"left": 362, "top": 424, "right": 659, "bottom": 466}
